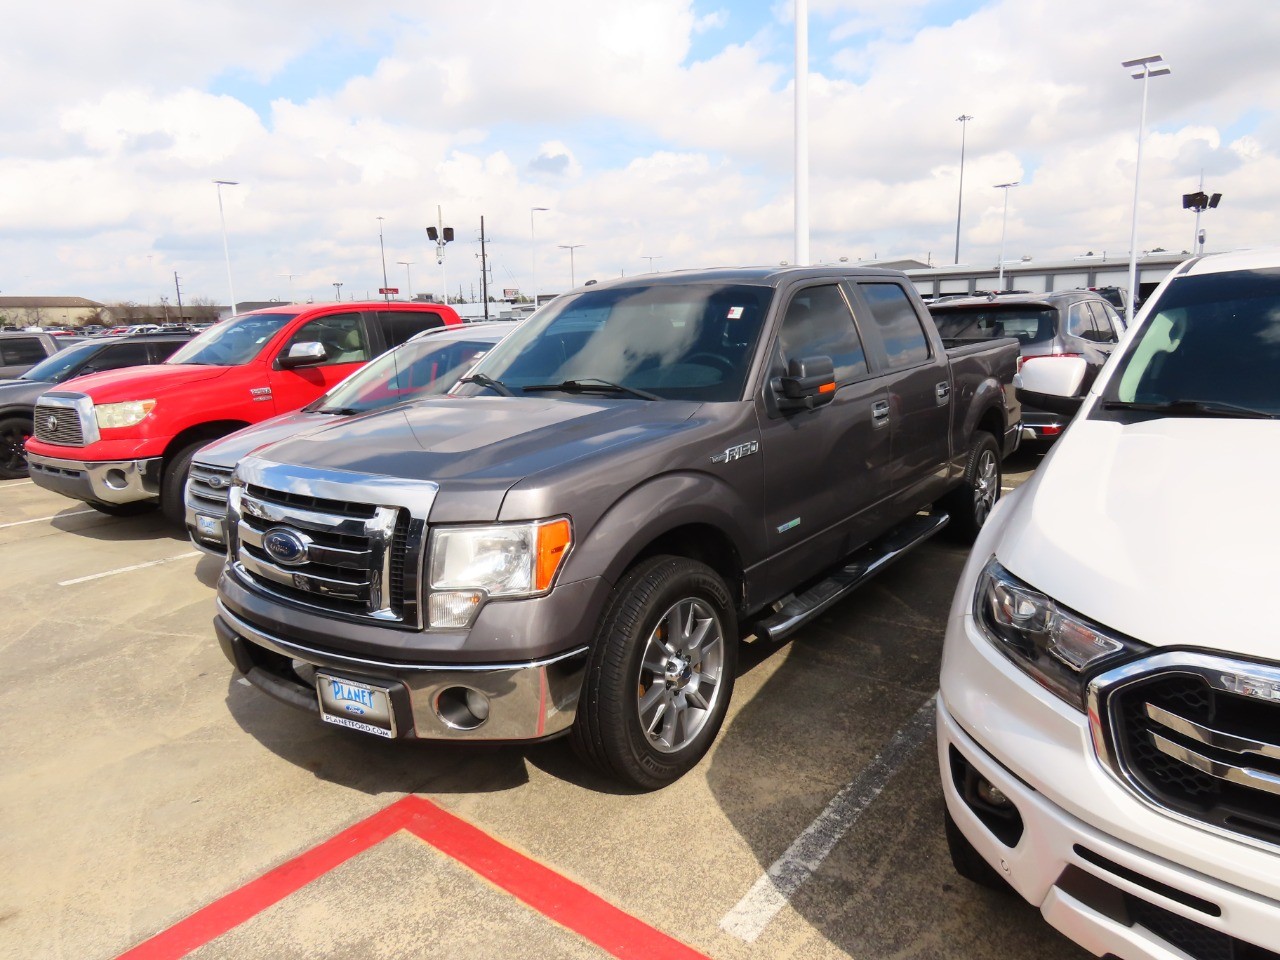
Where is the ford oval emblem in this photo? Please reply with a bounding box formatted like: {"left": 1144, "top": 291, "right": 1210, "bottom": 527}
{"left": 262, "top": 526, "right": 310, "bottom": 567}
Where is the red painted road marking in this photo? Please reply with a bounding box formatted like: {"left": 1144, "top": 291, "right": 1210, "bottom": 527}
{"left": 116, "top": 795, "right": 710, "bottom": 960}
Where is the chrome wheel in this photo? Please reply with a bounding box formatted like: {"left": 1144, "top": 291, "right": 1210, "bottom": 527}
{"left": 973, "top": 448, "right": 998, "bottom": 527}
{"left": 636, "top": 597, "right": 725, "bottom": 754}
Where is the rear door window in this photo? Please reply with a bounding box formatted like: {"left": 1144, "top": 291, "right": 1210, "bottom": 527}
{"left": 377, "top": 310, "right": 449, "bottom": 350}
{"left": 1, "top": 338, "right": 46, "bottom": 365}
{"left": 1066, "top": 302, "right": 1099, "bottom": 341}
{"left": 858, "top": 282, "right": 931, "bottom": 368}
{"left": 777, "top": 284, "right": 868, "bottom": 382}
{"left": 82, "top": 341, "right": 152, "bottom": 373}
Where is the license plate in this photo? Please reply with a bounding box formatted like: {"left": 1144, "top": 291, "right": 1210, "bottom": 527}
{"left": 315, "top": 674, "right": 396, "bottom": 738}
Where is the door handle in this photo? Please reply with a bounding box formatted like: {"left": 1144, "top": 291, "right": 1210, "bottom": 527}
{"left": 935, "top": 381, "right": 951, "bottom": 404}
{"left": 872, "top": 400, "right": 890, "bottom": 428}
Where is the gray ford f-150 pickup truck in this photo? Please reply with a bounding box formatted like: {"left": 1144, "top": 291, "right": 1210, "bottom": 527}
{"left": 214, "top": 266, "right": 1021, "bottom": 788}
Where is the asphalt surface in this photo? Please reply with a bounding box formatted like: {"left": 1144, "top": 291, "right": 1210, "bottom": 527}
{"left": 0, "top": 446, "right": 1091, "bottom": 960}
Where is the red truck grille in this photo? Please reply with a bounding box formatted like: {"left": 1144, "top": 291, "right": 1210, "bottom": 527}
{"left": 33, "top": 397, "right": 87, "bottom": 446}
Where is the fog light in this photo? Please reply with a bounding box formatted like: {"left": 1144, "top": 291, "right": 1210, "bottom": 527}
{"left": 436, "top": 686, "right": 489, "bottom": 730}
{"left": 977, "top": 780, "right": 1011, "bottom": 807}
{"left": 105, "top": 468, "right": 128, "bottom": 489}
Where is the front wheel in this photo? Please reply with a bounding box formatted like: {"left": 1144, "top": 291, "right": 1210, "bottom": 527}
{"left": 571, "top": 556, "right": 738, "bottom": 790}
{"left": 0, "top": 416, "right": 33, "bottom": 480}
{"left": 160, "top": 440, "right": 208, "bottom": 527}
{"left": 940, "top": 430, "right": 1000, "bottom": 543}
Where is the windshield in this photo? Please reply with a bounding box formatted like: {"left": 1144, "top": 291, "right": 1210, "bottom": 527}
{"left": 1105, "top": 269, "right": 1280, "bottom": 415}
{"left": 931, "top": 305, "right": 1057, "bottom": 345}
{"left": 455, "top": 283, "right": 773, "bottom": 401}
{"left": 167, "top": 312, "right": 300, "bottom": 366}
{"left": 19, "top": 339, "right": 101, "bottom": 382}
{"left": 314, "top": 334, "right": 504, "bottom": 414}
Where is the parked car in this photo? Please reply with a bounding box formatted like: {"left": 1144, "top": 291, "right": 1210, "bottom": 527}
{"left": 929, "top": 290, "right": 1125, "bottom": 441}
{"left": 24, "top": 301, "right": 461, "bottom": 523}
{"left": 0, "top": 332, "right": 193, "bottom": 480}
{"left": 0, "top": 331, "right": 84, "bottom": 379}
{"left": 212, "top": 266, "right": 1021, "bottom": 789}
{"left": 938, "top": 247, "right": 1280, "bottom": 958}
{"left": 185, "top": 320, "right": 519, "bottom": 552}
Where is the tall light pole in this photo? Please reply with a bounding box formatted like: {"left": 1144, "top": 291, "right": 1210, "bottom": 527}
{"left": 1122, "top": 55, "right": 1171, "bottom": 323}
{"left": 558, "top": 244, "right": 584, "bottom": 289}
{"left": 954, "top": 115, "right": 973, "bottom": 264}
{"left": 530, "top": 206, "right": 548, "bottom": 309}
{"left": 641, "top": 255, "right": 663, "bottom": 272}
{"left": 794, "top": 0, "right": 810, "bottom": 266}
{"left": 994, "top": 181, "right": 1020, "bottom": 289}
{"left": 278, "top": 274, "right": 297, "bottom": 303}
{"left": 212, "top": 180, "right": 238, "bottom": 316}
{"left": 397, "top": 261, "right": 413, "bottom": 300}
{"left": 376, "top": 216, "right": 390, "bottom": 302}
{"left": 332, "top": 281, "right": 343, "bottom": 301}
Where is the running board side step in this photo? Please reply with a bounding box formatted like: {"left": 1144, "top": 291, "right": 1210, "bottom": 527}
{"left": 751, "top": 513, "right": 950, "bottom": 644}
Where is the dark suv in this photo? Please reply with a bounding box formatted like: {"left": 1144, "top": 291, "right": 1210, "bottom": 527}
{"left": 0, "top": 332, "right": 192, "bottom": 479}
{"left": 929, "top": 290, "right": 1125, "bottom": 441}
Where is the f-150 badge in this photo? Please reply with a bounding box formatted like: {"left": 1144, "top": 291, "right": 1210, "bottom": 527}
{"left": 711, "top": 440, "right": 759, "bottom": 464}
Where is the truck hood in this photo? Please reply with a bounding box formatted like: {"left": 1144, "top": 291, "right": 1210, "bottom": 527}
{"left": 193, "top": 409, "right": 341, "bottom": 469}
{"left": 58, "top": 363, "right": 233, "bottom": 402}
{"left": 997, "top": 417, "right": 1279, "bottom": 661}
{"left": 0, "top": 379, "right": 49, "bottom": 406}
{"left": 255, "top": 396, "right": 702, "bottom": 521}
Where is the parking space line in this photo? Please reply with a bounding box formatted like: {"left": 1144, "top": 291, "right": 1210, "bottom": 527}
{"left": 115, "top": 795, "right": 711, "bottom": 960}
{"left": 0, "top": 509, "right": 95, "bottom": 529}
{"left": 719, "top": 695, "right": 936, "bottom": 943}
{"left": 59, "top": 551, "right": 200, "bottom": 586}
{"left": 0, "top": 478, "right": 33, "bottom": 486}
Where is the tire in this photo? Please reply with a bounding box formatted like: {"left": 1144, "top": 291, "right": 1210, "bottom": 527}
{"left": 88, "top": 500, "right": 154, "bottom": 517}
{"left": 571, "top": 556, "right": 738, "bottom": 790}
{"left": 944, "top": 805, "right": 1010, "bottom": 892}
{"left": 161, "top": 440, "right": 207, "bottom": 527}
{"left": 940, "top": 430, "right": 1000, "bottom": 543}
{"left": 0, "top": 416, "right": 33, "bottom": 480}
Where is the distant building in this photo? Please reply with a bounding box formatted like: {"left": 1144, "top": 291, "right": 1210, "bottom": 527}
{"left": 903, "top": 252, "right": 1191, "bottom": 304}
{"left": 0, "top": 296, "right": 111, "bottom": 328}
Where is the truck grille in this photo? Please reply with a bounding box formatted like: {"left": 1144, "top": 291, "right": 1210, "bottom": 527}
{"left": 33, "top": 398, "right": 86, "bottom": 446}
{"left": 1093, "top": 653, "right": 1280, "bottom": 849}
{"left": 187, "top": 462, "right": 234, "bottom": 514}
{"left": 230, "top": 482, "right": 423, "bottom": 627}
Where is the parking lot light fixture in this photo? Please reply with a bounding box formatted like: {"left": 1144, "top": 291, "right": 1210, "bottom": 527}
{"left": 213, "top": 180, "right": 238, "bottom": 317}
{"left": 530, "top": 206, "right": 549, "bottom": 309}
{"left": 994, "top": 182, "right": 1020, "bottom": 288}
{"left": 641, "top": 255, "right": 662, "bottom": 273}
{"left": 558, "top": 244, "right": 584, "bottom": 289}
{"left": 332, "top": 281, "right": 343, "bottom": 301}
{"left": 954, "top": 115, "right": 973, "bottom": 264}
{"left": 1122, "top": 55, "right": 1171, "bottom": 323}
{"left": 397, "top": 261, "right": 413, "bottom": 300}
{"left": 376, "top": 216, "right": 390, "bottom": 302}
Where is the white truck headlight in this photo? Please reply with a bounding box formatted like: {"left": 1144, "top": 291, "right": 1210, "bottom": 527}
{"left": 95, "top": 399, "right": 157, "bottom": 429}
{"left": 426, "top": 518, "right": 572, "bottom": 627}
{"left": 974, "top": 558, "right": 1147, "bottom": 709}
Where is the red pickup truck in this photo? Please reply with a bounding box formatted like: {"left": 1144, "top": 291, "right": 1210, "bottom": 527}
{"left": 26, "top": 301, "right": 461, "bottom": 523}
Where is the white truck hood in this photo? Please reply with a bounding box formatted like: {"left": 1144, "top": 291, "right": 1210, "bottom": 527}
{"left": 996, "top": 416, "right": 1280, "bottom": 661}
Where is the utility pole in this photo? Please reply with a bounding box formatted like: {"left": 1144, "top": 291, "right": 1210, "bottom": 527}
{"left": 174, "top": 272, "right": 184, "bottom": 320}
{"left": 478, "top": 216, "right": 491, "bottom": 319}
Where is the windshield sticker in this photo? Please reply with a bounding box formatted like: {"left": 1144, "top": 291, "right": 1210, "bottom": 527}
{"left": 727, "top": 306, "right": 745, "bottom": 319}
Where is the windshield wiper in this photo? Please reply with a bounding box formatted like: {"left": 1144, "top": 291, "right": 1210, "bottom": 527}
{"left": 457, "top": 372, "right": 514, "bottom": 396}
{"left": 1101, "top": 399, "right": 1277, "bottom": 420}
{"left": 316, "top": 406, "right": 364, "bottom": 416}
{"left": 522, "top": 378, "right": 661, "bottom": 401}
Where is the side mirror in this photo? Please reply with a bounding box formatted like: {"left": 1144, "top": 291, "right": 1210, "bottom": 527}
{"left": 278, "top": 341, "right": 327, "bottom": 369}
{"left": 773, "top": 355, "right": 836, "bottom": 411}
{"left": 1016, "top": 356, "right": 1087, "bottom": 416}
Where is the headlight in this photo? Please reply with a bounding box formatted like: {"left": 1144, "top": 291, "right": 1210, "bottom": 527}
{"left": 95, "top": 399, "right": 157, "bottom": 429}
{"left": 974, "top": 558, "right": 1147, "bottom": 709}
{"left": 426, "top": 518, "right": 572, "bottom": 628}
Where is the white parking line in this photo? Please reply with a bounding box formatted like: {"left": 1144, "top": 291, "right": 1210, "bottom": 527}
{"left": 0, "top": 479, "right": 34, "bottom": 487}
{"left": 58, "top": 551, "right": 200, "bottom": 586}
{"left": 0, "top": 509, "right": 96, "bottom": 529}
{"left": 719, "top": 694, "right": 936, "bottom": 943}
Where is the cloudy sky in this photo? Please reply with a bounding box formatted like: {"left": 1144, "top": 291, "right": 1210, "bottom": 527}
{"left": 2, "top": 0, "right": 1277, "bottom": 308}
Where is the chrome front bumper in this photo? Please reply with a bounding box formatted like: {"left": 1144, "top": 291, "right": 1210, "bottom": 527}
{"left": 27, "top": 452, "right": 163, "bottom": 505}
{"left": 215, "top": 601, "right": 588, "bottom": 741}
